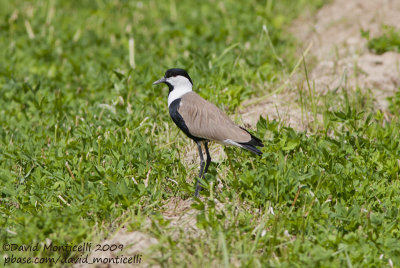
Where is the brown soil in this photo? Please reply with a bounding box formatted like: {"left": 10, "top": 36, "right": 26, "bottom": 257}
{"left": 161, "top": 196, "right": 200, "bottom": 239}
{"left": 298, "top": 0, "right": 400, "bottom": 110}
{"left": 74, "top": 225, "right": 158, "bottom": 268}
{"left": 242, "top": 0, "right": 400, "bottom": 130}
{"left": 241, "top": 92, "right": 310, "bottom": 131}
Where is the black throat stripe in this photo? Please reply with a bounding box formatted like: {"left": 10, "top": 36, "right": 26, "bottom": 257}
{"left": 169, "top": 98, "right": 205, "bottom": 142}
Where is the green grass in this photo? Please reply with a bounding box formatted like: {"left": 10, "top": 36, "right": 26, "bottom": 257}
{"left": 364, "top": 26, "right": 400, "bottom": 54}
{"left": 1, "top": 0, "right": 400, "bottom": 267}
{"left": 388, "top": 89, "right": 400, "bottom": 115}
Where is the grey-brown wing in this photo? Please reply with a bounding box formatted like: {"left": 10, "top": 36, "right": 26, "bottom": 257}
{"left": 179, "top": 92, "right": 251, "bottom": 143}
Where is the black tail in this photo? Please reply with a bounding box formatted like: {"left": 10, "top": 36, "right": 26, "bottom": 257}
{"left": 238, "top": 127, "right": 264, "bottom": 156}
{"left": 240, "top": 143, "right": 263, "bottom": 155}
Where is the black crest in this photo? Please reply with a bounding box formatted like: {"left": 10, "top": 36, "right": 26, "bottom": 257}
{"left": 165, "top": 68, "right": 193, "bottom": 85}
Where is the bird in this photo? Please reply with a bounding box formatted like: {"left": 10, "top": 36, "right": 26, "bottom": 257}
{"left": 153, "top": 68, "right": 264, "bottom": 196}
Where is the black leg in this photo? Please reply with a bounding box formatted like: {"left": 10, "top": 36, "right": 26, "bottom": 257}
{"left": 204, "top": 142, "right": 211, "bottom": 175}
{"left": 195, "top": 141, "right": 205, "bottom": 197}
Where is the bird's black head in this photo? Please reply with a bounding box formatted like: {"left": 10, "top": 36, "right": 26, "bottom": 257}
{"left": 153, "top": 68, "right": 193, "bottom": 92}
{"left": 164, "top": 68, "right": 193, "bottom": 85}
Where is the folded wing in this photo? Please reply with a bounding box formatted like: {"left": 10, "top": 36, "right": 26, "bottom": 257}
{"left": 179, "top": 92, "right": 251, "bottom": 143}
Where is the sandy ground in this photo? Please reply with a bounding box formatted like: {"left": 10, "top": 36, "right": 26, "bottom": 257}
{"left": 242, "top": 0, "right": 400, "bottom": 130}
{"left": 299, "top": 0, "right": 400, "bottom": 110}
{"left": 74, "top": 227, "right": 158, "bottom": 267}
{"left": 81, "top": 0, "right": 400, "bottom": 265}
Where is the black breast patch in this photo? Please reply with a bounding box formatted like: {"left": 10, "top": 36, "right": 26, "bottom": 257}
{"left": 169, "top": 99, "right": 204, "bottom": 142}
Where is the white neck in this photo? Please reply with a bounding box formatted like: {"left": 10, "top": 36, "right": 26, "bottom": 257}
{"left": 166, "top": 75, "right": 193, "bottom": 107}
{"left": 168, "top": 85, "right": 192, "bottom": 106}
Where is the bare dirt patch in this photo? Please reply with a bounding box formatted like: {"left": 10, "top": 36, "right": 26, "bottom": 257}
{"left": 161, "top": 196, "right": 200, "bottom": 239}
{"left": 242, "top": 0, "right": 400, "bottom": 128}
{"left": 74, "top": 226, "right": 158, "bottom": 268}
{"left": 294, "top": 0, "right": 400, "bottom": 109}
{"left": 241, "top": 92, "right": 310, "bottom": 131}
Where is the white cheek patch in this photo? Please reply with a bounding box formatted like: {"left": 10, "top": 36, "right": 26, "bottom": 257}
{"left": 167, "top": 76, "right": 192, "bottom": 88}
{"left": 167, "top": 76, "right": 193, "bottom": 107}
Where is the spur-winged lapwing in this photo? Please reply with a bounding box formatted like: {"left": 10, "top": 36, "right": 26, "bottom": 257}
{"left": 153, "top": 68, "right": 264, "bottom": 196}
